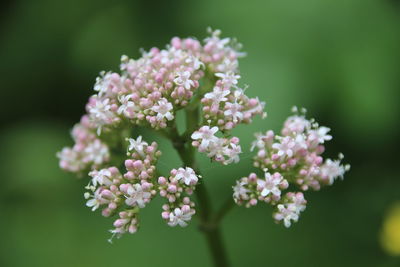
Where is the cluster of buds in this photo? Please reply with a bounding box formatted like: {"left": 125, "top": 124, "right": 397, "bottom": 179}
{"left": 82, "top": 137, "right": 201, "bottom": 240}
{"left": 191, "top": 126, "right": 242, "bottom": 165}
{"left": 273, "top": 192, "right": 306, "bottom": 228}
{"left": 252, "top": 107, "right": 350, "bottom": 190}
{"left": 233, "top": 107, "right": 350, "bottom": 227}
{"left": 85, "top": 27, "right": 263, "bottom": 136}
{"left": 57, "top": 116, "right": 109, "bottom": 173}
{"left": 124, "top": 136, "right": 161, "bottom": 183}
{"left": 59, "top": 29, "right": 265, "bottom": 176}
{"left": 158, "top": 167, "right": 199, "bottom": 227}
{"left": 190, "top": 29, "right": 266, "bottom": 164}
{"left": 233, "top": 171, "right": 289, "bottom": 207}
{"left": 110, "top": 211, "right": 139, "bottom": 240}
{"left": 85, "top": 167, "right": 124, "bottom": 215}
{"left": 201, "top": 84, "right": 265, "bottom": 131}
{"left": 82, "top": 136, "right": 163, "bottom": 241}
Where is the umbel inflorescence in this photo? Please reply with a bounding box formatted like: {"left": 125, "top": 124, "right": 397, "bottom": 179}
{"left": 57, "top": 29, "right": 349, "bottom": 242}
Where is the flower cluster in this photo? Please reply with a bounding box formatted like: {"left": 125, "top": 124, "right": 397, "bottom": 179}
{"left": 57, "top": 116, "right": 109, "bottom": 173}
{"left": 78, "top": 136, "right": 201, "bottom": 241}
{"left": 190, "top": 30, "right": 266, "bottom": 164}
{"left": 233, "top": 107, "right": 350, "bottom": 227}
{"left": 81, "top": 136, "right": 161, "bottom": 241}
{"left": 233, "top": 172, "right": 289, "bottom": 207}
{"left": 58, "top": 29, "right": 349, "bottom": 242}
{"left": 59, "top": 29, "right": 265, "bottom": 176}
{"left": 86, "top": 28, "right": 264, "bottom": 136}
{"left": 158, "top": 167, "right": 199, "bottom": 227}
{"left": 191, "top": 126, "right": 242, "bottom": 165}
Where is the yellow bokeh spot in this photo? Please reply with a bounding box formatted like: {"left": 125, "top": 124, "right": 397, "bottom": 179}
{"left": 381, "top": 203, "right": 400, "bottom": 256}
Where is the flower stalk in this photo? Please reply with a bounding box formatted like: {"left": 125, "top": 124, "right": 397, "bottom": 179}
{"left": 169, "top": 106, "right": 230, "bottom": 267}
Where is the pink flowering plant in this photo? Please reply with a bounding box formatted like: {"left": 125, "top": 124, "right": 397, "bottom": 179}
{"left": 58, "top": 29, "right": 349, "bottom": 267}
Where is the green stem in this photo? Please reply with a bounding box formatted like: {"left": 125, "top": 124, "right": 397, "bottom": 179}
{"left": 168, "top": 107, "right": 230, "bottom": 267}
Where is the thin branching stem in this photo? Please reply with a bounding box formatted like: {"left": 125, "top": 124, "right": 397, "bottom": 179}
{"left": 165, "top": 106, "right": 231, "bottom": 267}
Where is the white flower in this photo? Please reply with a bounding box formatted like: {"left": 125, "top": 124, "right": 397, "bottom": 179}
{"left": 117, "top": 94, "right": 135, "bottom": 116}
{"left": 89, "top": 98, "right": 111, "bottom": 120}
{"left": 191, "top": 126, "right": 219, "bottom": 150}
{"left": 250, "top": 131, "right": 274, "bottom": 152}
{"left": 313, "top": 126, "right": 332, "bottom": 144}
{"left": 152, "top": 98, "right": 174, "bottom": 121}
{"left": 217, "top": 58, "right": 238, "bottom": 73}
{"left": 125, "top": 184, "right": 151, "bottom": 208}
{"left": 206, "top": 137, "right": 225, "bottom": 158}
{"left": 275, "top": 204, "right": 299, "bottom": 228}
{"left": 86, "top": 189, "right": 102, "bottom": 211}
{"left": 57, "top": 147, "right": 83, "bottom": 172}
{"left": 204, "top": 86, "right": 230, "bottom": 105}
{"left": 274, "top": 192, "right": 307, "bottom": 227}
{"left": 94, "top": 71, "right": 112, "bottom": 96}
{"left": 175, "top": 167, "right": 199, "bottom": 185}
{"left": 89, "top": 169, "right": 112, "bottom": 187}
{"left": 84, "top": 139, "right": 109, "bottom": 165}
{"left": 174, "top": 70, "right": 194, "bottom": 89}
{"left": 168, "top": 208, "right": 193, "bottom": 227}
{"left": 293, "top": 133, "right": 308, "bottom": 152}
{"left": 224, "top": 101, "right": 243, "bottom": 123}
{"left": 223, "top": 143, "right": 242, "bottom": 164}
{"left": 257, "top": 172, "right": 284, "bottom": 197}
{"left": 272, "top": 136, "right": 296, "bottom": 158}
{"left": 215, "top": 71, "right": 240, "bottom": 87}
{"left": 283, "top": 115, "right": 311, "bottom": 135}
{"left": 320, "top": 159, "right": 346, "bottom": 185}
{"left": 251, "top": 133, "right": 267, "bottom": 152}
{"left": 127, "top": 136, "right": 148, "bottom": 155}
{"left": 233, "top": 180, "right": 250, "bottom": 201}
{"left": 88, "top": 97, "right": 115, "bottom": 135}
{"left": 290, "top": 193, "right": 307, "bottom": 212}
{"left": 185, "top": 56, "right": 204, "bottom": 70}
{"left": 233, "top": 87, "right": 245, "bottom": 99}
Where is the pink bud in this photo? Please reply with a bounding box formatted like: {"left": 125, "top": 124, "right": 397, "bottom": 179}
{"left": 249, "top": 173, "right": 257, "bottom": 181}
{"left": 158, "top": 176, "right": 167, "bottom": 185}
{"left": 140, "top": 171, "right": 149, "bottom": 179}
{"left": 230, "top": 137, "right": 240, "bottom": 144}
{"left": 183, "top": 197, "right": 190, "bottom": 204}
{"left": 225, "top": 122, "right": 234, "bottom": 130}
{"left": 249, "top": 199, "right": 258, "bottom": 206}
{"left": 114, "top": 219, "right": 126, "bottom": 228}
{"left": 315, "top": 156, "right": 323, "bottom": 165}
{"left": 109, "top": 167, "right": 119, "bottom": 175}
{"left": 271, "top": 154, "right": 280, "bottom": 161}
{"left": 110, "top": 73, "right": 120, "bottom": 82}
{"left": 119, "top": 184, "right": 129, "bottom": 192}
{"left": 124, "top": 171, "right": 134, "bottom": 180}
{"left": 128, "top": 225, "right": 137, "bottom": 234}
{"left": 299, "top": 169, "right": 307, "bottom": 176}
{"left": 102, "top": 208, "right": 111, "bottom": 217}
{"left": 167, "top": 185, "right": 177, "bottom": 193}
{"left": 133, "top": 160, "right": 143, "bottom": 169}
{"left": 125, "top": 159, "right": 134, "bottom": 169}
{"left": 134, "top": 79, "right": 143, "bottom": 88}
{"left": 162, "top": 212, "right": 170, "bottom": 219}
{"left": 181, "top": 205, "right": 190, "bottom": 213}
{"left": 248, "top": 98, "right": 258, "bottom": 106}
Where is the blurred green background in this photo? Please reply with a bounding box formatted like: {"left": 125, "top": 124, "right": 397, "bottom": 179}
{"left": 1, "top": 0, "right": 400, "bottom": 266}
